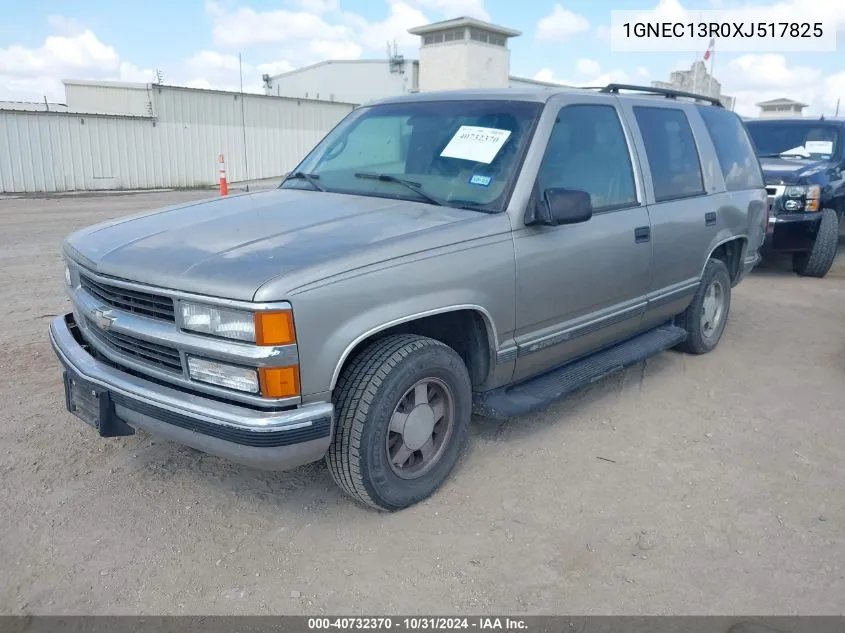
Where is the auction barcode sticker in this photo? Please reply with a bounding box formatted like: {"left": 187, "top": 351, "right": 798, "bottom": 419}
{"left": 440, "top": 126, "right": 512, "bottom": 164}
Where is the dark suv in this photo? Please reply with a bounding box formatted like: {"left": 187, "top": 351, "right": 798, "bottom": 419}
{"left": 745, "top": 117, "right": 844, "bottom": 278}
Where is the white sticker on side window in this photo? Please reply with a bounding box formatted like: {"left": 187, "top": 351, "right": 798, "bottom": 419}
{"left": 439, "top": 126, "right": 512, "bottom": 164}
{"left": 805, "top": 140, "right": 833, "bottom": 154}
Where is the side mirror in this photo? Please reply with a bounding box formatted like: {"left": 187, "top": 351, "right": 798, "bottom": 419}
{"left": 540, "top": 188, "right": 593, "bottom": 226}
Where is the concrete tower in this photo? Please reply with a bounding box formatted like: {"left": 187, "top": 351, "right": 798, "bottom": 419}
{"left": 408, "top": 17, "right": 521, "bottom": 92}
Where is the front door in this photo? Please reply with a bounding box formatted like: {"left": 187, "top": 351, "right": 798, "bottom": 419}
{"left": 511, "top": 101, "right": 653, "bottom": 383}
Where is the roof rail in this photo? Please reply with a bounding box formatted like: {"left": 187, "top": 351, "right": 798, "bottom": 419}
{"left": 599, "top": 83, "right": 724, "bottom": 108}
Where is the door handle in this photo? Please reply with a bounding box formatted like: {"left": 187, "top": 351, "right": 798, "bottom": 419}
{"left": 705, "top": 212, "right": 717, "bottom": 226}
{"left": 634, "top": 226, "right": 650, "bottom": 243}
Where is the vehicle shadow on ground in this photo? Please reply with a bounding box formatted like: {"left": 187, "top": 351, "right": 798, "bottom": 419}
{"left": 752, "top": 231, "right": 845, "bottom": 279}
{"left": 130, "top": 356, "right": 678, "bottom": 514}
{"left": 470, "top": 352, "right": 677, "bottom": 442}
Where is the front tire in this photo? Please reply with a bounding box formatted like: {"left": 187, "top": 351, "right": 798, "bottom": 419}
{"left": 675, "top": 258, "right": 732, "bottom": 355}
{"left": 327, "top": 334, "right": 472, "bottom": 511}
{"left": 792, "top": 208, "right": 839, "bottom": 278}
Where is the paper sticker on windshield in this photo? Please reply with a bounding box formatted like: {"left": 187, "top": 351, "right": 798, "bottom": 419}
{"left": 440, "top": 126, "right": 512, "bottom": 164}
{"left": 469, "top": 174, "right": 492, "bottom": 187}
{"left": 805, "top": 140, "right": 833, "bottom": 155}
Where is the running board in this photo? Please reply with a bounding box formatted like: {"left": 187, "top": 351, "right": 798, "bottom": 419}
{"left": 473, "top": 325, "right": 687, "bottom": 420}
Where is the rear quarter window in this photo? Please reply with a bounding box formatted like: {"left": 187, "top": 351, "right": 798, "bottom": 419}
{"left": 697, "top": 106, "right": 764, "bottom": 191}
{"left": 633, "top": 106, "right": 705, "bottom": 202}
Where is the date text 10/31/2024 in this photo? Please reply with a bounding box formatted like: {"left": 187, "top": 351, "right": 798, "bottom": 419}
{"left": 307, "top": 617, "right": 528, "bottom": 630}
{"left": 622, "top": 21, "right": 824, "bottom": 38}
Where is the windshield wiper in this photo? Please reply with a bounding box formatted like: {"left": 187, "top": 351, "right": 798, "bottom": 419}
{"left": 759, "top": 151, "right": 811, "bottom": 159}
{"left": 282, "top": 171, "right": 325, "bottom": 191}
{"left": 354, "top": 172, "right": 445, "bottom": 207}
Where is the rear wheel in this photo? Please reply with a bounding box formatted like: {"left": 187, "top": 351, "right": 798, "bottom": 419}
{"left": 327, "top": 334, "right": 472, "bottom": 511}
{"left": 675, "top": 258, "right": 732, "bottom": 355}
{"left": 792, "top": 208, "right": 839, "bottom": 278}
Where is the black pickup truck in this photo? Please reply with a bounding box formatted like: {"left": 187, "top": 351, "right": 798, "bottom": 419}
{"left": 745, "top": 116, "right": 844, "bottom": 278}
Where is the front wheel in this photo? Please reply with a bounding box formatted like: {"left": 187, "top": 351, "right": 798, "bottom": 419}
{"left": 792, "top": 208, "right": 839, "bottom": 278}
{"left": 327, "top": 334, "right": 472, "bottom": 511}
{"left": 675, "top": 258, "right": 732, "bottom": 355}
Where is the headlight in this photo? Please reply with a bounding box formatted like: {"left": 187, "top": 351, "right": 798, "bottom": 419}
{"left": 187, "top": 356, "right": 259, "bottom": 393}
{"left": 784, "top": 185, "right": 821, "bottom": 211}
{"left": 180, "top": 301, "right": 296, "bottom": 345}
{"left": 64, "top": 265, "right": 72, "bottom": 287}
{"left": 180, "top": 302, "right": 256, "bottom": 342}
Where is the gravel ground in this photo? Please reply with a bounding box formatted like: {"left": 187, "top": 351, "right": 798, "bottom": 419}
{"left": 1, "top": 191, "right": 844, "bottom": 615}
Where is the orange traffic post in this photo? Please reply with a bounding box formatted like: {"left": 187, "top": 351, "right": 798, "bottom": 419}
{"left": 218, "top": 153, "right": 228, "bottom": 196}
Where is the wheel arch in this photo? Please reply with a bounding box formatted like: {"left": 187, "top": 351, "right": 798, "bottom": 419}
{"left": 704, "top": 235, "right": 747, "bottom": 286}
{"left": 329, "top": 305, "right": 499, "bottom": 392}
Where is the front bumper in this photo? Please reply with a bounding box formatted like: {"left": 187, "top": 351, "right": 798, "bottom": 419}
{"left": 763, "top": 212, "right": 823, "bottom": 251}
{"left": 50, "top": 313, "right": 333, "bottom": 471}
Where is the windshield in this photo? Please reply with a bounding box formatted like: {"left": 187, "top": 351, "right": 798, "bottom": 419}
{"left": 746, "top": 122, "right": 839, "bottom": 159}
{"left": 280, "top": 99, "right": 544, "bottom": 212}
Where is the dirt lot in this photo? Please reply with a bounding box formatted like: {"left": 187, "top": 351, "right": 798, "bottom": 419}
{"left": 1, "top": 190, "right": 844, "bottom": 616}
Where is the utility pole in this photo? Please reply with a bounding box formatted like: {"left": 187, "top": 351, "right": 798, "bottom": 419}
{"left": 836, "top": 98, "right": 841, "bottom": 117}
{"left": 239, "top": 52, "right": 250, "bottom": 192}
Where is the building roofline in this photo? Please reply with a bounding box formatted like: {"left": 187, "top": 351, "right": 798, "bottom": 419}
{"left": 267, "top": 58, "right": 417, "bottom": 80}
{"left": 745, "top": 116, "right": 845, "bottom": 123}
{"left": 60, "top": 79, "right": 359, "bottom": 107}
{"left": 0, "top": 100, "right": 68, "bottom": 107}
{"left": 755, "top": 98, "right": 809, "bottom": 107}
{"left": 408, "top": 16, "right": 521, "bottom": 37}
{"left": 62, "top": 79, "right": 151, "bottom": 90}
{"left": 156, "top": 83, "right": 359, "bottom": 106}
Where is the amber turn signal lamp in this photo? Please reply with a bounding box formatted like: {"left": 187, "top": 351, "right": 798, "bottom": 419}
{"left": 254, "top": 310, "right": 295, "bottom": 346}
{"left": 259, "top": 366, "right": 300, "bottom": 398}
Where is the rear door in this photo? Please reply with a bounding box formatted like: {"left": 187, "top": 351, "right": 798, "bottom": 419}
{"left": 621, "top": 103, "right": 722, "bottom": 324}
{"left": 695, "top": 105, "right": 767, "bottom": 268}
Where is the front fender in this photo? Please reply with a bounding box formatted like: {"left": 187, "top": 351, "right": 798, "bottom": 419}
{"left": 287, "top": 238, "right": 517, "bottom": 396}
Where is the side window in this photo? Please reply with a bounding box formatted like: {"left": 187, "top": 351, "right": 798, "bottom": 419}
{"left": 697, "top": 106, "right": 764, "bottom": 191}
{"left": 633, "top": 106, "right": 705, "bottom": 202}
{"left": 536, "top": 104, "right": 637, "bottom": 211}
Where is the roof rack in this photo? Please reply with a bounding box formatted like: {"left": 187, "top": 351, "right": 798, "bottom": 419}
{"left": 599, "top": 83, "right": 724, "bottom": 108}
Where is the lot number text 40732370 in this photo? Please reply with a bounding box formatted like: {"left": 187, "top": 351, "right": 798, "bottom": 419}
{"left": 307, "top": 617, "right": 529, "bottom": 630}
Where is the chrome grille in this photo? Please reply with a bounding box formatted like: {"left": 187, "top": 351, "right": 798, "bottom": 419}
{"left": 84, "top": 317, "right": 183, "bottom": 373}
{"left": 80, "top": 275, "right": 175, "bottom": 322}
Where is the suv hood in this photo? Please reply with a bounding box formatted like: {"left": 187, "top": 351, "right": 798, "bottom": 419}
{"left": 759, "top": 156, "right": 830, "bottom": 185}
{"left": 64, "top": 188, "right": 493, "bottom": 301}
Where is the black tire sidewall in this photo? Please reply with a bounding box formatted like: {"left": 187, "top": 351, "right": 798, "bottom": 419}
{"left": 358, "top": 344, "right": 472, "bottom": 510}
{"left": 684, "top": 259, "right": 732, "bottom": 353}
{"left": 794, "top": 208, "right": 839, "bottom": 277}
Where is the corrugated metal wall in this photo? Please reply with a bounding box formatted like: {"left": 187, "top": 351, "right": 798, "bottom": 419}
{"left": 64, "top": 81, "right": 154, "bottom": 116}
{"left": 0, "top": 84, "right": 355, "bottom": 193}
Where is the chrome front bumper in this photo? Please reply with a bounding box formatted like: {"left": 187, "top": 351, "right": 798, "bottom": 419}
{"left": 50, "top": 313, "right": 333, "bottom": 471}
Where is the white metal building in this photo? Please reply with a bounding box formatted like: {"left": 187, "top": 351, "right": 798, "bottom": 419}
{"left": 263, "top": 16, "right": 556, "bottom": 104}
{"left": 2, "top": 15, "right": 568, "bottom": 193}
{"left": 755, "top": 98, "right": 808, "bottom": 118}
{"left": 1, "top": 83, "right": 354, "bottom": 193}
{"left": 0, "top": 100, "right": 69, "bottom": 112}
{"left": 263, "top": 59, "right": 419, "bottom": 105}
{"left": 63, "top": 80, "right": 155, "bottom": 116}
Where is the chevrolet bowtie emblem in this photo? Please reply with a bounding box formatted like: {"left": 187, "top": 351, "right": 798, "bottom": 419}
{"left": 93, "top": 308, "right": 116, "bottom": 330}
